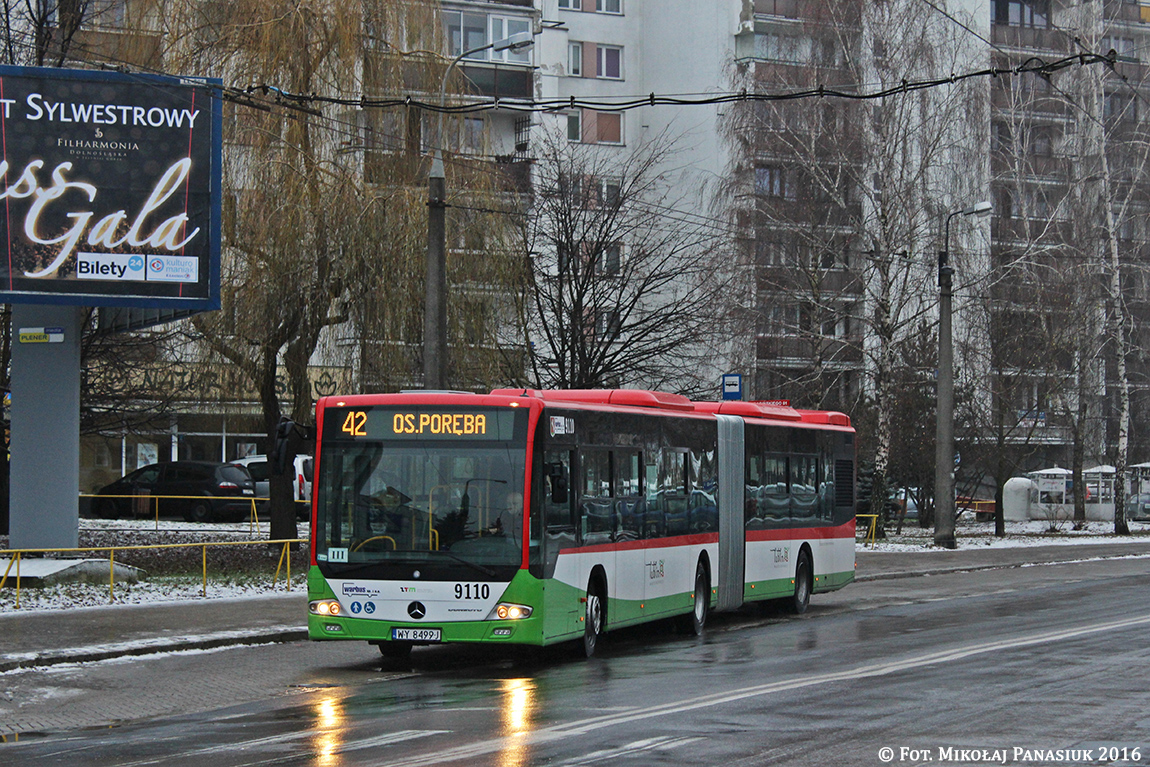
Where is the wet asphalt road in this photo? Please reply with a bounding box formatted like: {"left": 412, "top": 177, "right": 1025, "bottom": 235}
{"left": 3, "top": 556, "right": 1150, "bottom": 767}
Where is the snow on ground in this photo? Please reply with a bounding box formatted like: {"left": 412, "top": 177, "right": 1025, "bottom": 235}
{"left": 0, "top": 518, "right": 309, "bottom": 613}
{"left": 860, "top": 518, "right": 1150, "bottom": 552}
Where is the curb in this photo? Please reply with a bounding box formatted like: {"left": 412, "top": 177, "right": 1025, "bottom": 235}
{"left": 0, "top": 628, "right": 308, "bottom": 673}
{"left": 856, "top": 549, "right": 1150, "bottom": 583}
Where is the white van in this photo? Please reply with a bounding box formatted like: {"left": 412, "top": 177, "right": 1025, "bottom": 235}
{"left": 232, "top": 454, "right": 313, "bottom": 520}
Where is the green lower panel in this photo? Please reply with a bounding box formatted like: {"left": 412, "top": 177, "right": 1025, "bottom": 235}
{"left": 744, "top": 576, "right": 795, "bottom": 602}
{"left": 743, "top": 570, "right": 855, "bottom": 602}
{"left": 307, "top": 566, "right": 548, "bottom": 646}
{"left": 816, "top": 569, "right": 855, "bottom": 591}
{"left": 606, "top": 590, "right": 698, "bottom": 629}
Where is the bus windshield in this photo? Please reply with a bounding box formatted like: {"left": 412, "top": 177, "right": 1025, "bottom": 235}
{"left": 314, "top": 440, "right": 526, "bottom": 576}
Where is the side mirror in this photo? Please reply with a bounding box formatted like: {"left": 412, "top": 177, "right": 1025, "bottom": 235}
{"left": 545, "top": 462, "right": 569, "bottom": 504}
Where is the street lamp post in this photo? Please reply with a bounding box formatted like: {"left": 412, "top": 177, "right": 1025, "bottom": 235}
{"left": 424, "top": 31, "right": 533, "bottom": 390}
{"left": 934, "top": 200, "right": 991, "bottom": 548}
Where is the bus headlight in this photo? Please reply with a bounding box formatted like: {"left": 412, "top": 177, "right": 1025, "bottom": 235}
{"left": 488, "top": 602, "right": 533, "bottom": 621}
{"left": 309, "top": 599, "right": 342, "bottom": 616}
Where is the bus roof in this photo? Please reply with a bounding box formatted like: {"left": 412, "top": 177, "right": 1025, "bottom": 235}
{"left": 490, "top": 388, "right": 851, "bottom": 427}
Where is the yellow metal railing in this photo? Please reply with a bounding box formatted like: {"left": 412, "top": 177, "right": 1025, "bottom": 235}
{"left": 856, "top": 514, "right": 879, "bottom": 549}
{"left": 0, "top": 538, "right": 306, "bottom": 608}
{"left": 79, "top": 493, "right": 268, "bottom": 533}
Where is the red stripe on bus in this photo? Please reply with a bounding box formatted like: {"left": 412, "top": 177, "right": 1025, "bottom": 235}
{"left": 745, "top": 520, "right": 856, "bottom": 542}
{"left": 559, "top": 532, "right": 719, "bottom": 555}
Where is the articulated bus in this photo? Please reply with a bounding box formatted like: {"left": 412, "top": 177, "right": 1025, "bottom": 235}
{"left": 307, "top": 388, "right": 856, "bottom": 658}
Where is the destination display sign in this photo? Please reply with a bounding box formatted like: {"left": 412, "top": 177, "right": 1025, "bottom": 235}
{"left": 0, "top": 65, "right": 221, "bottom": 309}
{"left": 324, "top": 407, "right": 522, "bottom": 441}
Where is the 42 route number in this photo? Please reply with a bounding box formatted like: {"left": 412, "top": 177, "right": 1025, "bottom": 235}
{"left": 455, "top": 583, "right": 490, "bottom": 600}
{"left": 341, "top": 410, "right": 367, "bottom": 437}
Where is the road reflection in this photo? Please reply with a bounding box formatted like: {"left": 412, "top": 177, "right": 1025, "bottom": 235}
{"left": 312, "top": 694, "right": 345, "bottom": 767}
{"left": 497, "top": 677, "right": 536, "bottom": 767}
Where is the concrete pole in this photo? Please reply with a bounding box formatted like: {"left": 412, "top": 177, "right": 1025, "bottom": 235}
{"left": 934, "top": 248, "right": 956, "bottom": 549}
{"left": 424, "top": 154, "right": 447, "bottom": 389}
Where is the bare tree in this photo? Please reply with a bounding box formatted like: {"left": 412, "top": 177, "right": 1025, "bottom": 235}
{"left": 719, "top": 0, "right": 986, "bottom": 534}
{"left": 518, "top": 125, "right": 735, "bottom": 395}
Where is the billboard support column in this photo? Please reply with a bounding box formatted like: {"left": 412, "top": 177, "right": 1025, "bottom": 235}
{"left": 9, "top": 304, "right": 83, "bottom": 550}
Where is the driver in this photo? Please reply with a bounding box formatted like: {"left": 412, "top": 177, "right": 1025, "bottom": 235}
{"left": 372, "top": 486, "right": 414, "bottom": 538}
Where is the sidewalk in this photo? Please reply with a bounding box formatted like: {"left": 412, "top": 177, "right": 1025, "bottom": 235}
{"left": 0, "top": 591, "right": 308, "bottom": 672}
{"left": 3, "top": 540, "right": 1149, "bottom": 673}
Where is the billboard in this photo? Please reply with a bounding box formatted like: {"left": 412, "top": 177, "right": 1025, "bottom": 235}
{"left": 0, "top": 66, "right": 221, "bottom": 309}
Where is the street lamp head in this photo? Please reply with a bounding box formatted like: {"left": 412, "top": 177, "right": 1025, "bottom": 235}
{"left": 962, "top": 200, "right": 992, "bottom": 218}
{"left": 493, "top": 31, "right": 534, "bottom": 53}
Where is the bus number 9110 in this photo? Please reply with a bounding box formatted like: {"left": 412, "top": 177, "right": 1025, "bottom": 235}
{"left": 455, "top": 583, "right": 490, "bottom": 600}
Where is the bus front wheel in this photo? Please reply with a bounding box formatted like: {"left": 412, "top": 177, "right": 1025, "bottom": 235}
{"left": 788, "top": 549, "right": 812, "bottom": 615}
{"left": 581, "top": 580, "right": 604, "bottom": 658}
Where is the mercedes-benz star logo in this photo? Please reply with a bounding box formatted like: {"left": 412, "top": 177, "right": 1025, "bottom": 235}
{"left": 407, "top": 601, "right": 426, "bottom": 620}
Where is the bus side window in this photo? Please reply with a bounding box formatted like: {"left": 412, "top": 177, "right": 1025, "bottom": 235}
{"left": 615, "top": 451, "right": 643, "bottom": 542}
{"left": 579, "top": 449, "right": 613, "bottom": 545}
{"left": 542, "top": 452, "right": 573, "bottom": 533}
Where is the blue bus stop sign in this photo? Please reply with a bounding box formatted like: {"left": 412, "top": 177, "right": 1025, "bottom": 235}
{"left": 722, "top": 373, "right": 742, "bottom": 401}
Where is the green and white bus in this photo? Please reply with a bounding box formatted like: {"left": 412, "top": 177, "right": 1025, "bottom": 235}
{"left": 307, "top": 388, "right": 856, "bottom": 658}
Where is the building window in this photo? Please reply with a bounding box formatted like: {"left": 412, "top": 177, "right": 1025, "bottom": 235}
{"left": 1102, "top": 36, "right": 1136, "bottom": 59}
{"left": 603, "top": 243, "right": 621, "bottom": 274}
{"left": 596, "top": 309, "right": 622, "bottom": 338}
{"left": 443, "top": 11, "right": 532, "bottom": 63}
{"left": 461, "top": 116, "right": 485, "bottom": 154}
{"left": 569, "top": 42, "right": 583, "bottom": 76}
{"left": 1031, "top": 125, "right": 1054, "bottom": 157}
{"left": 567, "top": 112, "right": 582, "bottom": 141}
{"left": 558, "top": 0, "right": 575, "bottom": 8}
{"left": 754, "top": 33, "right": 806, "bottom": 63}
{"left": 580, "top": 110, "right": 622, "bottom": 144}
{"left": 755, "top": 166, "right": 795, "bottom": 200}
{"left": 762, "top": 305, "right": 800, "bottom": 336}
{"left": 592, "top": 242, "right": 622, "bottom": 275}
{"left": 444, "top": 11, "right": 487, "bottom": 58}
{"left": 1105, "top": 92, "right": 1136, "bottom": 122}
{"left": 490, "top": 16, "right": 532, "bottom": 64}
{"left": 992, "top": 0, "right": 1050, "bottom": 29}
{"left": 597, "top": 45, "right": 622, "bottom": 79}
{"left": 597, "top": 0, "right": 622, "bottom": 13}
{"left": 514, "top": 116, "right": 531, "bottom": 157}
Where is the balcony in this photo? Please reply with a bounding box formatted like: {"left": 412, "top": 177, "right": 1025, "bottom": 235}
{"left": 458, "top": 62, "right": 533, "bottom": 100}
{"left": 754, "top": 0, "right": 861, "bottom": 26}
{"left": 50, "top": 26, "right": 164, "bottom": 69}
{"left": 990, "top": 24, "right": 1069, "bottom": 54}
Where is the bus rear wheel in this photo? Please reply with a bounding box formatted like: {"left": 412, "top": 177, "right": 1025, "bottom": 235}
{"left": 581, "top": 581, "right": 604, "bottom": 658}
{"left": 788, "top": 549, "right": 812, "bottom": 615}
{"left": 679, "top": 560, "right": 709, "bottom": 636}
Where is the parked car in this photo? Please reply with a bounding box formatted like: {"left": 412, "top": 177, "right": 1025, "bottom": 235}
{"left": 1127, "top": 493, "right": 1150, "bottom": 521}
{"left": 94, "top": 461, "right": 257, "bottom": 522}
{"left": 231, "top": 454, "right": 313, "bottom": 520}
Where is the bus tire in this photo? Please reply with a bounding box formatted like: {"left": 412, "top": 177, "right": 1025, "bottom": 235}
{"left": 680, "top": 559, "right": 710, "bottom": 636}
{"left": 788, "top": 548, "right": 812, "bottom": 615}
{"left": 581, "top": 578, "right": 605, "bottom": 658}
